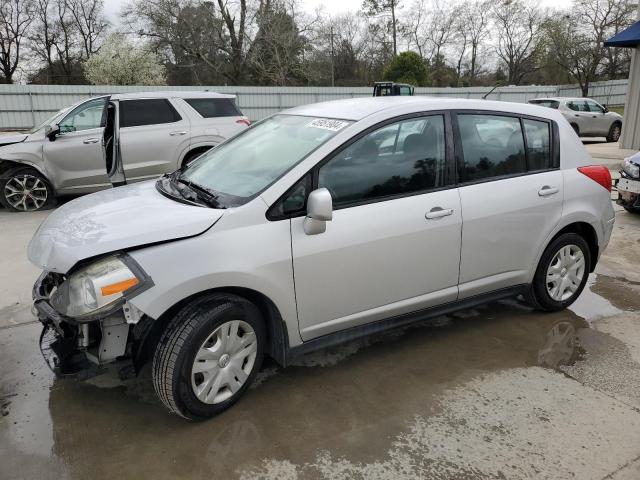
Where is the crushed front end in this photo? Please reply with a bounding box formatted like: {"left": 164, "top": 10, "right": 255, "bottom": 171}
{"left": 32, "top": 254, "right": 153, "bottom": 379}
{"left": 617, "top": 155, "right": 640, "bottom": 211}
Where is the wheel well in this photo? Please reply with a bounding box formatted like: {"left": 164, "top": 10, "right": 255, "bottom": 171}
{"left": 181, "top": 146, "right": 213, "bottom": 168}
{"left": 132, "top": 287, "right": 288, "bottom": 372}
{"left": 0, "top": 160, "right": 36, "bottom": 177}
{"left": 550, "top": 222, "right": 599, "bottom": 272}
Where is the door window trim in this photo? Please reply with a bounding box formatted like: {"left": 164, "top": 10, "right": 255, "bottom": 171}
{"left": 451, "top": 109, "right": 560, "bottom": 188}
{"left": 58, "top": 96, "right": 109, "bottom": 135}
{"left": 267, "top": 110, "right": 457, "bottom": 220}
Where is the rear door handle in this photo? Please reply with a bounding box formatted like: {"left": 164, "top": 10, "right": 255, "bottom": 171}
{"left": 425, "top": 207, "right": 454, "bottom": 219}
{"left": 169, "top": 131, "right": 187, "bottom": 136}
{"left": 83, "top": 138, "right": 100, "bottom": 144}
{"left": 538, "top": 186, "right": 559, "bottom": 196}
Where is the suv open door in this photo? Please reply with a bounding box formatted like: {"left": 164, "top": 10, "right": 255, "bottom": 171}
{"left": 103, "top": 100, "right": 126, "bottom": 187}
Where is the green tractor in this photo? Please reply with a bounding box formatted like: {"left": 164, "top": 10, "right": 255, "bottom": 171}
{"left": 372, "top": 82, "right": 415, "bottom": 97}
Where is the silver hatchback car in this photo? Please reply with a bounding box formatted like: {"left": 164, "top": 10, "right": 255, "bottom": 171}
{"left": 528, "top": 97, "right": 623, "bottom": 142}
{"left": 0, "top": 91, "right": 249, "bottom": 212}
{"left": 29, "top": 97, "right": 615, "bottom": 420}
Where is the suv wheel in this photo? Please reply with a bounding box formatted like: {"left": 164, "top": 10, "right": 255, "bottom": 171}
{"left": 526, "top": 233, "right": 591, "bottom": 312}
{"left": 0, "top": 167, "right": 55, "bottom": 212}
{"left": 607, "top": 122, "right": 621, "bottom": 143}
{"left": 152, "top": 293, "right": 265, "bottom": 420}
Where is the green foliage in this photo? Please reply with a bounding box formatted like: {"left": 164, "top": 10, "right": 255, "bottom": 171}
{"left": 382, "top": 52, "right": 429, "bottom": 86}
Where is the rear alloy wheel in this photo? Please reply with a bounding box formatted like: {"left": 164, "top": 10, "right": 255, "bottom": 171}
{"left": 0, "top": 168, "right": 54, "bottom": 212}
{"left": 607, "top": 123, "right": 621, "bottom": 143}
{"left": 152, "top": 293, "right": 265, "bottom": 420}
{"left": 527, "top": 233, "right": 591, "bottom": 312}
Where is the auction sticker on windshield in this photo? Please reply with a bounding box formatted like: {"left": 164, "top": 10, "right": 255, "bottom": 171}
{"left": 307, "top": 118, "right": 350, "bottom": 131}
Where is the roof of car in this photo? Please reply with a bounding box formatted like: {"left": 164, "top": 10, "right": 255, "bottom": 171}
{"left": 530, "top": 97, "right": 591, "bottom": 103}
{"left": 284, "top": 96, "right": 563, "bottom": 122}
{"left": 110, "top": 91, "right": 235, "bottom": 100}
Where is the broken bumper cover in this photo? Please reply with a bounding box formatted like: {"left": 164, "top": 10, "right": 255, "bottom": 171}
{"left": 33, "top": 271, "right": 131, "bottom": 379}
{"left": 616, "top": 174, "right": 640, "bottom": 209}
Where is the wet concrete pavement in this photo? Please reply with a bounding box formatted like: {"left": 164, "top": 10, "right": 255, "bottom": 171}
{"left": 2, "top": 204, "right": 640, "bottom": 479}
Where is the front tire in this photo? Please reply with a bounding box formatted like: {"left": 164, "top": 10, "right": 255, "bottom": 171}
{"left": 152, "top": 294, "right": 265, "bottom": 420}
{"left": 0, "top": 167, "right": 55, "bottom": 212}
{"left": 527, "top": 233, "right": 591, "bottom": 312}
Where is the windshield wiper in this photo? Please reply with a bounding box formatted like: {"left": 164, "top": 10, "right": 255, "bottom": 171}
{"left": 175, "top": 174, "right": 223, "bottom": 209}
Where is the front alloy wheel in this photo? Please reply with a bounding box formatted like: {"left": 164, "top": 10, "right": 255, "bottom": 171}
{"left": 0, "top": 168, "right": 53, "bottom": 212}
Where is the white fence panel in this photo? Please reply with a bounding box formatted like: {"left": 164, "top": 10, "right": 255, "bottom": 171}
{"left": 0, "top": 80, "right": 629, "bottom": 130}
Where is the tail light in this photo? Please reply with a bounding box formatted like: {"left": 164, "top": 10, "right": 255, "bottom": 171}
{"left": 236, "top": 118, "right": 250, "bottom": 126}
{"left": 578, "top": 165, "right": 612, "bottom": 192}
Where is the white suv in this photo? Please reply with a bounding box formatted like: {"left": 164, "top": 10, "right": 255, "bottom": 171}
{"left": 28, "top": 97, "right": 615, "bottom": 420}
{"left": 0, "top": 91, "right": 249, "bottom": 211}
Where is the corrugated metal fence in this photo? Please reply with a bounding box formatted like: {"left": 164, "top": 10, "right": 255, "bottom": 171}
{"left": 0, "top": 79, "right": 629, "bottom": 130}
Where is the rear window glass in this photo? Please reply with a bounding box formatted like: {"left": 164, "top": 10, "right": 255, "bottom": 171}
{"left": 185, "top": 98, "right": 241, "bottom": 118}
{"left": 523, "top": 119, "right": 551, "bottom": 171}
{"left": 529, "top": 100, "right": 559, "bottom": 109}
{"left": 120, "top": 99, "right": 181, "bottom": 128}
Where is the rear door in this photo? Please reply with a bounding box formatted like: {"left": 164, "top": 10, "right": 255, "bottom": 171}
{"left": 453, "top": 111, "right": 563, "bottom": 298}
{"left": 118, "top": 98, "right": 191, "bottom": 182}
{"left": 567, "top": 100, "right": 594, "bottom": 134}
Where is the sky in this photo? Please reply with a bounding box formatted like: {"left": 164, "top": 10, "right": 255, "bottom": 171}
{"left": 103, "top": 0, "right": 574, "bottom": 25}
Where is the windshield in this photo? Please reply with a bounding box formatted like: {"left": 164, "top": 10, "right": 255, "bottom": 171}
{"left": 29, "top": 107, "right": 71, "bottom": 134}
{"left": 180, "top": 114, "right": 352, "bottom": 203}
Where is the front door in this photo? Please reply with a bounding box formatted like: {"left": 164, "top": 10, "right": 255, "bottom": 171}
{"left": 42, "top": 97, "right": 109, "bottom": 192}
{"left": 290, "top": 114, "right": 462, "bottom": 340}
{"left": 453, "top": 112, "right": 563, "bottom": 298}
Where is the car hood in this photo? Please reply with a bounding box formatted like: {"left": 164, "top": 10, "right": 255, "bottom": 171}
{"left": 28, "top": 181, "right": 224, "bottom": 273}
{"left": 0, "top": 133, "right": 29, "bottom": 147}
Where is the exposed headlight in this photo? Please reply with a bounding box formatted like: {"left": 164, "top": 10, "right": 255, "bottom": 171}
{"left": 623, "top": 158, "right": 640, "bottom": 178}
{"left": 50, "top": 255, "right": 149, "bottom": 320}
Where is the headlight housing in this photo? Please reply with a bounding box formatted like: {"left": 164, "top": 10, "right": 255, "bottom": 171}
{"left": 50, "top": 255, "right": 150, "bottom": 321}
{"left": 623, "top": 158, "right": 640, "bottom": 179}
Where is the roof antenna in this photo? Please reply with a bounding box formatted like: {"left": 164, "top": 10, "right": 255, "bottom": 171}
{"left": 483, "top": 85, "right": 499, "bottom": 100}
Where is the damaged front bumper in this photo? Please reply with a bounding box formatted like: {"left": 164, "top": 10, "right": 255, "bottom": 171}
{"left": 33, "top": 271, "right": 135, "bottom": 379}
{"left": 617, "top": 172, "right": 640, "bottom": 209}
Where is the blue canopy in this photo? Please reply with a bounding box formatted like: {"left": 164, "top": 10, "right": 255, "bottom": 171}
{"left": 605, "top": 20, "right": 640, "bottom": 48}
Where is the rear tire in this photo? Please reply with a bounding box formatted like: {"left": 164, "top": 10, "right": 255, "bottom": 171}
{"left": 0, "top": 167, "right": 55, "bottom": 212}
{"left": 527, "top": 233, "right": 591, "bottom": 312}
{"left": 606, "top": 122, "right": 621, "bottom": 143}
{"left": 152, "top": 293, "right": 265, "bottom": 420}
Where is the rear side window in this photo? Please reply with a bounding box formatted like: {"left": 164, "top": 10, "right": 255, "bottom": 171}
{"left": 185, "top": 98, "right": 241, "bottom": 118}
{"left": 457, "top": 114, "right": 526, "bottom": 182}
{"left": 119, "top": 99, "right": 181, "bottom": 128}
{"left": 523, "top": 119, "right": 551, "bottom": 171}
{"left": 528, "top": 100, "right": 559, "bottom": 109}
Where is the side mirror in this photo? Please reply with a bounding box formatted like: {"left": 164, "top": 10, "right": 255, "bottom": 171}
{"left": 602, "top": 105, "right": 609, "bottom": 113}
{"left": 45, "top": 124, "right": 60, "bottom": 141}
{"left": 303, "top": 188, "right": 333, "bottom": 235}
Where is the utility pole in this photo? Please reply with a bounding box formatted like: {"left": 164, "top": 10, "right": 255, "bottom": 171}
{"left": 330, "top": 25, "right": 336, "bottom": 87}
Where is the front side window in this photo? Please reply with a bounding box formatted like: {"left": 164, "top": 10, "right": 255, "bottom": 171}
{"left": 586, "top": 101, "right": 604, "bottom": 113}
{"left": 457, "top": 114, "right": 526, "bottom": 182}
{"left": 182, "top": 115, "right": 351, "bottom": 200}
{"left": 119, "top": 99, "right": 181, "bottom": 128}
{"left": 185, "top": 98, "right": 241, "bottom": 118}
{"left": 319, "top": 115, "right": 447, "bottom": 206}
{"left": 59, "top": 97, "right": 106, "bottom": 133}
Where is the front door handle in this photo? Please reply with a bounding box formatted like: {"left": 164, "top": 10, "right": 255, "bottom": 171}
{"left": 169, "top": 131, "right": 187, "bottom": 136}
{"left": 538, "top": 186, "right": 559, "bottom": 196}
{"left": 425, "top": 207, "right": 454, "bottom": 219}
{"left": 83, "top": 138, "right": 100, "bottom": 144}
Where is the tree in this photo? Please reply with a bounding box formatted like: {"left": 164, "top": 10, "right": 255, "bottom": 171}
{"left": 462, "top": 0, "right": 491, "bottom": 84}
{"left": 84, "top": 33, "right": 166, "bottom": 85}
{"left": 492, "top": 0, "right": 544, "bottom": 85}
{"left": 383, "top": 51, "right": 429, "bottom": 85}
{"left": 544, "top": 0, "right": 635, "bottom": 96}
{"left": 362, "top": 0, "right": 401, "bottom": 56}
{"left": 0, "top": 0, "right": 34, "bottom": 83}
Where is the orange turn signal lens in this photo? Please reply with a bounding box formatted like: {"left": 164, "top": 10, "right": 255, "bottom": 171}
{"left": 100, "top": 278, "right": 139, "bottom": 296}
